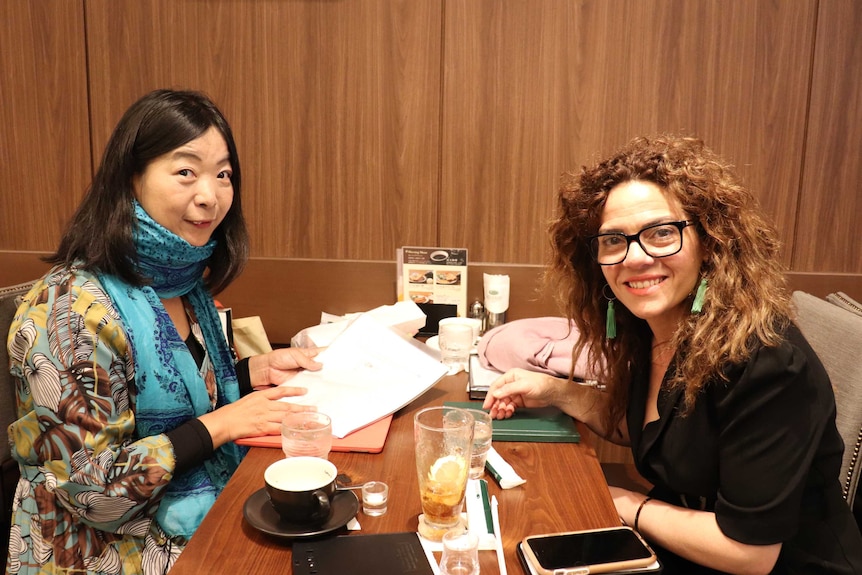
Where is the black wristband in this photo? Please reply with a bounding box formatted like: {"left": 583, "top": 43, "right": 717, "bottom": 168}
{"left": 235, "top": 357, "right": 252, "bottom": 395}
{"left": 166, "top": 418, "right": 215, "bottom": 475}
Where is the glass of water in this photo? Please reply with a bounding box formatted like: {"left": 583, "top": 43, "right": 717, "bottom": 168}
{"left": 438, "top": 321, "right": 473, "bottom": 373}
{"left": 464, "top": 409, "right": 493, "bottom": 479}
{"left": 281, "top": 412, "right": 332, "bottom": 459}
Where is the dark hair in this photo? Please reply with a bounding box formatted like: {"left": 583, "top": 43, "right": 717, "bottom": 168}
{"left": 547, "top": 135, "right": 791, "bottom": 431}
{"left": 47, "top": 89, "right": 248, "bottom": 295}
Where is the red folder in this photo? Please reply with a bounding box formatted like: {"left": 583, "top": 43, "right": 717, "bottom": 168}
{"left": 235, "top": 415, "right": 392, "bottom": 454}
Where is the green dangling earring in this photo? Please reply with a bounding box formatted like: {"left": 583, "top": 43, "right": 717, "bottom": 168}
{"left": 691, "top": 277, "right": 708, "bottom": 314}
{"left": 606, "top": 300, "right": 617, "bottom": 339}
{"left": 603, "top": 284, "right": 617, "bottom": 339}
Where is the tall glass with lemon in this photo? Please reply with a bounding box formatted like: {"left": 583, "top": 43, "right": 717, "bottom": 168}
{"left": 414, "top": 407, "right": 474, "bottom": 540}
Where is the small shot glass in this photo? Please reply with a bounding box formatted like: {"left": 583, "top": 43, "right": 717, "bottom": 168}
{"left": 361, "top": 481, "right": 389, "bottom": 516}
{"left": 439, "top": 529, "right": 479, "bottom": 575}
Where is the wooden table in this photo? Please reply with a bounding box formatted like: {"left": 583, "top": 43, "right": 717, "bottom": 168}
{"left": 169, "top": 374, "right": 620, "bottom": 574}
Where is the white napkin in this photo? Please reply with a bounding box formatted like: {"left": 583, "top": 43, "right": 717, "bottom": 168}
{"left": 485, "top": 446, "right": 526, "bottom": 489}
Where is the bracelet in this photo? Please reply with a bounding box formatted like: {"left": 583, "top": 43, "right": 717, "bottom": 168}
{"left": 634, "top": 496, "right": 652, "bottom": 532}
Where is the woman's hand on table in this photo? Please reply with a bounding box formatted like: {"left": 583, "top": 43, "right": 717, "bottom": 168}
{"left": 482, "top": 368, "right": 562, "bottom": 419}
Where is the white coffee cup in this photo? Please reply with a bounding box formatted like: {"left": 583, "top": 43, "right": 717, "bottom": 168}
{"left": 439, "top": 317, "right": 482, "bottom": 347}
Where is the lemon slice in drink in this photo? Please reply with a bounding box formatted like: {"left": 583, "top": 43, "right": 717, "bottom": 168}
{"left": 428, "top": 455, "right": 467, "bottom": 483}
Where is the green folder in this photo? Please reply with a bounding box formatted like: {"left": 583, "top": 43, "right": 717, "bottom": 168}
{"left": 444, "top": 401, "right": 580, "bottom": 443}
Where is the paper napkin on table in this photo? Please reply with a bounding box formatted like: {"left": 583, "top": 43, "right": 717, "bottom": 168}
{"left": 291, "top": 300, "right": 427, "bottom": 348}
{"left": 485, "top": 446, "right": 526, "bottom": 489}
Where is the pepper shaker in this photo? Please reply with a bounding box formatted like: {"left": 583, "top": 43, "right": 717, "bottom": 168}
{"left": 470, "top": 300, "right": 486, "bottom": 335}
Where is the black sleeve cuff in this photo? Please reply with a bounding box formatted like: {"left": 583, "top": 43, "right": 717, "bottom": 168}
{"left": 236, "top": 357, "right": 253, "bottom": 396}
{"left": 166, "top": 418, "right": 215, "bottom": 475}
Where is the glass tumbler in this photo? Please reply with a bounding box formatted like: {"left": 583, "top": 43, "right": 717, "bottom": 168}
{"left": 281, "top": 411, "right": 333, "bottom": 459}
{"left": 438, "top": 322, "right": 473, "bottom": 372}
{"left": 414, "top": 407, "right": 474, "bottom": 539}
{"left": 464, "top": 409, "right": 493, "bottom": 479}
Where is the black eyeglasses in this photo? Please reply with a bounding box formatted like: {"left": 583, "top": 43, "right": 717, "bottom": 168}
{"left": 589, "top": 220, "right": 696, "bottom": 265}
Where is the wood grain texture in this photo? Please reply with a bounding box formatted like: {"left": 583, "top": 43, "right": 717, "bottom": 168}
{"left": 796, "top": 0, "right": 862, "bottom": 272}
{"left": 168, "top": 374, "right": 620, "bottom": 575}
{"left": 2, "top": 252, "right": 859, "bottom": 347}
{"left": 0, "top": 1, "right": 90, "bottom": 251}
{"left": 441, "top": 0, "right": 816, "bottom": 265}
{"left": 1, "top": 1, "right": 860, "bottom": 281}
{"left": 84, "top": 0, "right": 442, "bottom": 261}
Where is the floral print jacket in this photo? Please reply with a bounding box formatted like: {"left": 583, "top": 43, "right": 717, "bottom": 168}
{"left": 6, "top": 267, "right": 214, "bottom": 575}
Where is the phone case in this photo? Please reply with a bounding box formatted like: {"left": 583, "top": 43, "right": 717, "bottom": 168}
{"left": 520, "top": 526, "right": 661, "bottom": 574}
{"left": 517, "top": 542, "right": 663, "bottom": 574}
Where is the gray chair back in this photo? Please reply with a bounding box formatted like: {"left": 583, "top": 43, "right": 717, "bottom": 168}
{"left": 1, "top": 280, "right": 36, "bottom": 567}
{"left": 792, "top": 290, "right": 862, "bottom": 509}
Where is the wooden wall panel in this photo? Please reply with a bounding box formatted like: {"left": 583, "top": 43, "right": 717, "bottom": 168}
{"left": 441, "top": 0, "right": 816, "bottom": 265}
{"left": 0, "top": 1, "right": 90, "bottom": 251}
{"left": 85, "top": 0, "right": 442, "bottom": 260}
{"left": 2, "top": 0, "right": 860, "bottom": 287}
{"left": 796, "top": 0, "right": 862, "bottom": 273}
{"left": 2, "top": 251, "right": 858, "bottom": 347}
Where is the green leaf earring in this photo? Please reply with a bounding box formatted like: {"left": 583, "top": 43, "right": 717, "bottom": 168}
{"left": 691, "top": 277, "right": 708, "bottom": 314}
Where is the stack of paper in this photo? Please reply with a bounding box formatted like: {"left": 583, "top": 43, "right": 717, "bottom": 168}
{"left": 468, "top": 355, "right": 502, "bottom": 398}
{"left": 283, "top": 314, "right": 448, "bottom": 438}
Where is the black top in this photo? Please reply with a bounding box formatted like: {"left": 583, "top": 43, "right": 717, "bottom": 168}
{"left": 627, "top": 324, "right": 862, "bottom": 574}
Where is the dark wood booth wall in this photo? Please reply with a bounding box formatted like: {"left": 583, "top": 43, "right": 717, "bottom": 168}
{"left": 4, "top": 1, "right": 861, "bottom": 266}
{"left": 0, "top": 0, "right": 862, "bottom": 318}
{"left": 1, "top": 1, "right": 860, "bottom": 340}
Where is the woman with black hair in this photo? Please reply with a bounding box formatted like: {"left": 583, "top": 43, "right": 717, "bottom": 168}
{"left": 6, "top": 89, "right": 319, "bottom": 574}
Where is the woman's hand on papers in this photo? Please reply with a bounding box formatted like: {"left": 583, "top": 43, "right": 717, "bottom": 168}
{"left": 482, "top": 368, "right": 561, "bottom": 419}
{"left": 203, "top": 348, "right": 324, "bottom": 446}
{"left": 200, "top": 384, "right": 318, "bottom": 447}
{"left": 249, "top": 346, "right": 323, "bottom": 389}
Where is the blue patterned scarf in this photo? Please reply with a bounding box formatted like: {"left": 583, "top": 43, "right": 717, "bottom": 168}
{"left": 99, "top": 201, "right": 246, "bottom": 539}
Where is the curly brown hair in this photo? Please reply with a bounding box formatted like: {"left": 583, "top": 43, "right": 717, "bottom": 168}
{"left": 546, "top": 135, "right": 792, "bottom": 434}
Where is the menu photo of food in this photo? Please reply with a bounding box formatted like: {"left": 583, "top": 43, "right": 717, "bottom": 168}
{"left": 409, "top": 270, "right": 433, "bottom": 284}
{"left": 409, "top": 292, "right": 434, "bottom": 304}
{"left": 435, "top": 270, "right": 461, "bottom": 285}
{"left": 397, "top": 246, "right": 468, "bottom": 317}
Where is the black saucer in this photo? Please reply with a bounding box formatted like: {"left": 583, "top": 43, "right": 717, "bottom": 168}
{"left": 243, "top": 488, "right": 359, "bottom": 540}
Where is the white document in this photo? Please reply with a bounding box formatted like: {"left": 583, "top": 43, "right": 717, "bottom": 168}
{"left": 469, "top": 355, "right": 503, "bottom": 388}
{"left": 282, "top": 314, "right": 449, "bottom": 437}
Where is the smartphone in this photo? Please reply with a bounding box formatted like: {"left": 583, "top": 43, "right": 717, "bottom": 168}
{"left": 521, "top": 526, "right": 657, "bottom": 574}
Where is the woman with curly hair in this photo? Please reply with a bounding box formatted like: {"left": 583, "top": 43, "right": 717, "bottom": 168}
{"left": 6, "top": 89, "right": 321, "bottom": 575}
{"left": 484, "top": 135, "right": 862, "bottom": 574}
